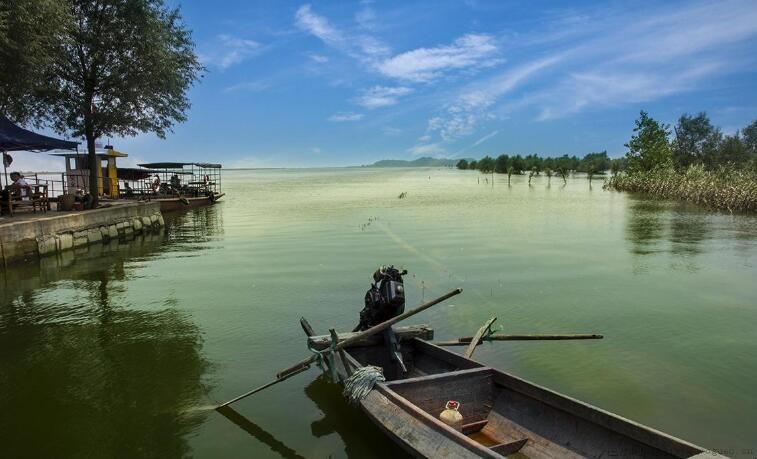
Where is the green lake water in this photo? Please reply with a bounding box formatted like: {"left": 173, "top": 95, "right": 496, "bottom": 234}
{"left": 1, "top": 168, "right": 756, "bottom": 458}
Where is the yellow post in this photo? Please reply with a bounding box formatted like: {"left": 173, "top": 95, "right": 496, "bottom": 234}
{"left": 96, "top": 159, "right": 104, "bottom": 196}
{"left": 107, "top": 157, "right": 119, "bottom": 199}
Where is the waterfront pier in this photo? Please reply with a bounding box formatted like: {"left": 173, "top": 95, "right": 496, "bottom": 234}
{"left": 0, "top": 201, "right": 164, "bottom": 267}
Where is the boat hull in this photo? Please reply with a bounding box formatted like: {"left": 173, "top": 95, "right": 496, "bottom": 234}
{"left": 154, "top": 192, "right": 224, "bottom": 212}
{"left": 332, "top": 336, "right": 717, "bottom": 459}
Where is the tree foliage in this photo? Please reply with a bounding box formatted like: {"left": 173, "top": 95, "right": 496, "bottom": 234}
{"left": 1, "top": 0, "right": 202, "bottom": 206}
{"left": 0, "top": 0, "right": 67, "bottom": 123}
{"left": 673, "top": 112, "right": 722, "bottom": 170}
{"left": 625, "top": 111, "right": 673, "bottom": 173}
{"left": 456, "top": 159, "right": 469, "bottom": 170}
{"left": 477, "top": 156, "right": 495, "bottom": 173}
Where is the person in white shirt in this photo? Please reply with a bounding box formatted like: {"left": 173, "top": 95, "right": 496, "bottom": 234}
{"left": 1, "top": 172, "right": 30, "bottom": 214}
{"left": 8, "top": 172, "right": 30, "bottom": 199}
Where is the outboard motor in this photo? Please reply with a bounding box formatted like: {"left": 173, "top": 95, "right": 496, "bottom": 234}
{"left": 354, "top": 266, "right": 409, "bottom": 375}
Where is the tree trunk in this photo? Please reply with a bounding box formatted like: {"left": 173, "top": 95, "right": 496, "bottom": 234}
{"left": 85, "top": 123, "right": 99, "bottom": 208}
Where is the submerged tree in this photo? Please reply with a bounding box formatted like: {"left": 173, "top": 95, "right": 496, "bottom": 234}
{"left": 1, "top": 0, "right": 202, "bottom": 207}
{"left": 494, "top": 154, "right": 509, "bottom": 174}
{"left": 528, "top": 167, "right": 536, "bottom": 185}
{"left": 625, "top": 111, "right": 673, "bottom": 173}
{"left": 478, "top": 156, "right": 495, "bottom": 173}
{"left": 557, "top": 167, "right": 568, "bottom": 185}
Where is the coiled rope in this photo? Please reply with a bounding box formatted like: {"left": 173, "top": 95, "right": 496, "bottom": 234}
{"left": 343, "top": 366, "right": 385, "bottom": 404}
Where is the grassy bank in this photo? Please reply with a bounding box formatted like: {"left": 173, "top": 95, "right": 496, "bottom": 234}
{"left": 605, "top": 165, "right": 757, "bottom": 213}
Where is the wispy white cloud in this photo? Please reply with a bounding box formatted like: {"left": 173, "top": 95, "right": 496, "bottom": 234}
{"left": 406, "top": 142, "right": 447, "bottom": 157}
{"left": 328, "top": 112, "right": 364, "bottom": 122}
{"left": 309, "top": 53, "right": 329, "bottom": 64}
{"left": 295, "top": 4, "right": 389, "bottom": 60}
{"left": 224, "top": 81, "right": 271, "bottom": 93}
{"left": 295, "top": 5, "right": 343, "bottom": 45}
{"left": 355, "top": 5, "right": 377, "bottom": 30}
{"left": 294, "top": 5, "right": 502, "bottom": 112}
{"left": 376, "top": 34, "right": 501, "bottom": 82}
{"left": 527, "top": 0, "right": 757, "bottom": 121}
{"left": 471, "top": 130, "right": 499, "bottom": 147}
{"left": 356, "top": 86, "right": 413, "bottom": 108}
{"left": 536, "top": 62, "right": 724, "bottom": 120}
{"left": 202, "top": 34, "right": 262, "bottom": 69}
{"left": 429, "top": 56, "right": 561, "bottom": 140}
{"left": 423, "top": 0, "right": 757, "bottom": 143}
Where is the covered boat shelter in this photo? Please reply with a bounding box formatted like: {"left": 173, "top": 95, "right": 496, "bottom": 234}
{"left": 0, "top": 116, "right": 79, "bottom": 189}
{"left": 137, "top": 162, "right": 222, "bottom": 196}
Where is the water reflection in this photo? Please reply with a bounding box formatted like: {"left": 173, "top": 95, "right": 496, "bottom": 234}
{"left": 623, "top": 197, "right": 757, "bottom": 273}
{"left": 669, "top": 210, "right": 710, "bottom": 256}
{"left": 626, "top": 200, "right": 667, "bottom": 256}
{"left": 216, "top": 406, "right": 306, "bottom": 459}
{"left": 304, "top": 375, "right": 409, "bottom": 458}
{"left": 0, "top": 209, "right": 221, "bottom": 457}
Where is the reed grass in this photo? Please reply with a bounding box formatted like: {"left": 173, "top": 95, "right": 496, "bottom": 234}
{"left": 605, "top": 164, "right": 757, "bottom": 213}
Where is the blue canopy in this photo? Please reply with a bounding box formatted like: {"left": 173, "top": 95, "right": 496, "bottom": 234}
{"left": 0, "top": 116, "right": 79, "bottom": 152}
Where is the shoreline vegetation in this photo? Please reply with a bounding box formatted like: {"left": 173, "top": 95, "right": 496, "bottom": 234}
{"left": 456, "top": 111, "right": 757, "bottom": 213}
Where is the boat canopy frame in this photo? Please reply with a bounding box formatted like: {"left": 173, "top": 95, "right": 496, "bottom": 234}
{"left": 133, "top": 162, "right": 222, "bottom": 198}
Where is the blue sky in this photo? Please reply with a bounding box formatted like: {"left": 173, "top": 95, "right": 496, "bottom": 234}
{"left": 16, "top": 0, "right": 757, "bottom": 170}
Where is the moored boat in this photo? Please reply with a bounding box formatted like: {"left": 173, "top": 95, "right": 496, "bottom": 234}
{"left": 136, "top": 162, "right": 224, "bottom": 212}
{"left": 309, "top": 327, "right": 721, "bottom": 459}
{"left": 150, "top": 192, "right": 225, "bottom": 212}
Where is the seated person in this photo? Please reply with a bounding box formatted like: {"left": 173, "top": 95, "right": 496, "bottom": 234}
{"left": 7, "top": 172, "right": 30, "bottom": 199}
{"left": 170, "top": 174, "right": 181, "bottom": 190}
{"left": 1, "top": 172, "right": 31, "bottom": 214}
{"left": 124, "top": 182, "right": 134, "bottom": 198}
{"left": 74, "top": 188, "right": 94, "bottom": 209}
{"left": 151, "top": 175, "right": 161, "bottom": 193}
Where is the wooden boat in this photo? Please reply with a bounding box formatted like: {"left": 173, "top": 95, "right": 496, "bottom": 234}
{"left": 309, "top": 326, "right": 719, "bottom": 459}
{"left": 152, "top": 192, "right": 225, "bottom": 212}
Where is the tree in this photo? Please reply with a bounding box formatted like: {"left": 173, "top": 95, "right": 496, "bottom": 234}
{"left": 468, "top": 160, "right": 478, "bottom": 170}
{"left": 578, "top": 151, "right": 610, "bottom": 174}
{"left": 742, "top": 120, "right": 757, "bottom": 154}
{"left": 510, "top": 155, "right": 525, "bottom": 174}
{"left": 456, "top": 159, "right": 469, "bottom": 170}
{"left": 524, "top": 154, "right": 542, "bottom": 172}
{"left": 673, "top": 112, "right": 721, "bottom": 170}
{"left": 507, "top": 166, "right": 513, "bottom": 185}
{"left": 0, "top": 0, "right": 67, "bottom": 123}
{"left": 718, "top": 133, "right": 749, "bottom": 166}
{"left": 557, "top": 167, "right": 568, "bottom": 185}
{"left": 625, "top": 111, "right": 673, "bottom": 173}
{"left": 478, "top": 156, "right": 495, "bottom": 173}
{"left": 610, "top": 158, "right": 625, "bottom": 176}
{"left": 4, "top": 0, "right": 202, "bottom": 207}
{"left": 494, "top": 154, "right": 509, "bottom": 173}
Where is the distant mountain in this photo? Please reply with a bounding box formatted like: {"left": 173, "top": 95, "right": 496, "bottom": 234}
{"left": 366, "top": 157, "right": 464, "bottom": 167}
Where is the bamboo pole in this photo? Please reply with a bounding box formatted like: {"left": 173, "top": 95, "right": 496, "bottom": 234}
{"left": 434, "top": 333, "right": 603, "bottom": 346}
{"left": 217, "top": 288, "right": 462, "bottom": 408}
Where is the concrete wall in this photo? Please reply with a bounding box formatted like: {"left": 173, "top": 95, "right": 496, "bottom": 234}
{"left": 0, "top": 202, "right": 164, "bottom": 268}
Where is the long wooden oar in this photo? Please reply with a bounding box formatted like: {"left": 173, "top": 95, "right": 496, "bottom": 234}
{"left": 217, "top": 287, "right": 462, "bottom": 408}
{"left": 434, "top": 333, "right": 603, "bottom": 346}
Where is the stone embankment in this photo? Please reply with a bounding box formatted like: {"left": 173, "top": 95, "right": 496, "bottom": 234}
{"left": 1, "top": 202, "right": 164, "bottom": 267}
